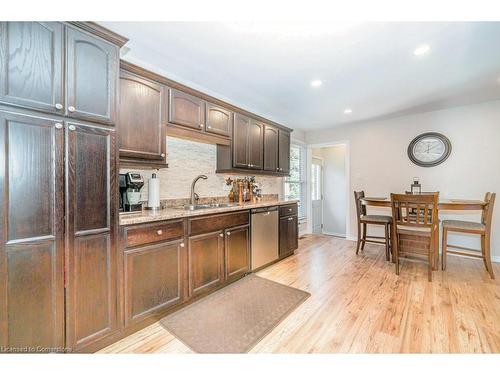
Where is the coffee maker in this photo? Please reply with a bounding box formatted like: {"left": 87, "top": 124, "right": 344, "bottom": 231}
{"left": 119, "top": 172, "right": 144, "bottom": 212}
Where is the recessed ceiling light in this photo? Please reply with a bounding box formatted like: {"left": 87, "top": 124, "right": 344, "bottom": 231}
{"left": 344, "top": 108, "right": 352, "bottom": 114}
{"left": 310, "top": 79, "right": 322, "bottom": 88}
{"left": 413, "top": 44, "right": 430, "bottom": 56}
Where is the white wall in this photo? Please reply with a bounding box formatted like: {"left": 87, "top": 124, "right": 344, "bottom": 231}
{"left": 305, "top": 100, "right": 500, "bottom": 260}
{"left": 319, "top": 145, "right": 347, "bottom": 236}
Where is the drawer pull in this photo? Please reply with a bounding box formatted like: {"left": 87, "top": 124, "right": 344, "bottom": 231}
{"left": 288, "top": 217, "right": 294, "bottom": 221}
{"left": 219, "top": 233, "right": 224, "bottom": 237}
{"left": 180, "top": 243, "right": 185, "bottom": 248}
{"left": 156, "top": 229, "right": 163, "bottom": 235}
{"left": 227, "top": 231, "right": 231, "bottom": 236}
{"left": 68, "top": 106, "right": 76, "bottom": 113}
{"left": 55, "top": 103, "right": 63, "bottom": 110}
{"left": 288, "top": 208, "right": 292, "bottom": 211}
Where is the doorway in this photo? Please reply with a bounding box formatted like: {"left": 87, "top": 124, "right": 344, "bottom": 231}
{"left": 308, "top": 143, "right": 348, "bottom": 238}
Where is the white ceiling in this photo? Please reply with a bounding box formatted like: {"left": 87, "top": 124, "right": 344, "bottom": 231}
{"left": 100, "top": 22, "right": 500, "bottom": 131}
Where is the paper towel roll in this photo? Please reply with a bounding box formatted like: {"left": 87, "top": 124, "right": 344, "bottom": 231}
{"left": 147, "top": 173, "right": 160, "bottom": 209}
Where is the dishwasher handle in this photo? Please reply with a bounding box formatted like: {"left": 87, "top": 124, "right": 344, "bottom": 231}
{"left": 251, "top": 206, "right": 278, "bottom": 214}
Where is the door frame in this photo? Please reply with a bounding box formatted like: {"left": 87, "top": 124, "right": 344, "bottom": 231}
{"left": 311, "top": 156, "right": 324, "bottom": 234}
{"left": 306, "top": 140, "right": 350, "bottom": 237}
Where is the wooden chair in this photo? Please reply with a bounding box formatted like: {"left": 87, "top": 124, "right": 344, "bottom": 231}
{"left": 391, "top": 193, "right": 439, "bottom": 281}
{"left": 442, "top": 192, "right": 496, "bottom": 279}
{"left": 354, "top": 191, "right": 392, "bottom": 261}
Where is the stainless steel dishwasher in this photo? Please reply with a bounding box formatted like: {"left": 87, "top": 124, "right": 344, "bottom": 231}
{"left": 251, "top": 206, "right": 279, "bottom": 270}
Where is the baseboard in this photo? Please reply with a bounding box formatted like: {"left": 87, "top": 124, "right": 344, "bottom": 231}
{"left": 492, "top": 256, "right": 500, "bottom": 264}
{"left": 322, "top": 231, "right": 346, "bottom": 238}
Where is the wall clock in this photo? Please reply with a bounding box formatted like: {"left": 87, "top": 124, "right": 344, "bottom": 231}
{"left": 407, "top": 132, "right": 452, "bottom": 167}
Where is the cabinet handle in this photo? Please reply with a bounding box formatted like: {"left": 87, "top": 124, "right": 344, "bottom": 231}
{"left": 55, "top": 123, "right": 63, "bottom": 129}
{"left": 156, "top": 229, "right": 163, "bottom": 235}
{"left": 160, "top": 153, "right": 166, "bottom": 158}
{"left": 219, "top": 233, "right": 224, "bottom": 237}
{"left": 289, "top": 208, "right": 292, "bottom": 211}
{"left": 207, "top": 125, "right": 212, "bottom": 129}
{"left": 200, "top": 124, "right": 204, "bottom": 128}
{"left": 55, "top": 103, "right": 63, "bottom": 110}
{"left": 288, "top": 217, "right": 294, "bottom": 221}
{"left": 227, "top": 231, "right": 231, "bottom": 236}
{"left": 68, "top": 125, "right": 76, "bottom": 131}
{"left": 180, "top": 243, "right": 185, "bottom": 248}
{"left": 68, "top": 106, "right": 76, "bottom": 113}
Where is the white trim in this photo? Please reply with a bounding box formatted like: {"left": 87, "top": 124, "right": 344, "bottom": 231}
{"left": 322, "top": 231, "right": 346, "bottom": 238}
{"left": 492, "top": 256, "right": 500, "bottom": 264}
{"left": 306, "top": 140, "right": 350, "bottom": 238}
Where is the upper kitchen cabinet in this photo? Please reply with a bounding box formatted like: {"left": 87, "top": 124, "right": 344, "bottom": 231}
{"left": 65, "top": 27, "right": 119, "bottom": 125}
{"left": 118, "top": 69, "right": 167, "bottom": 167}
{"left": 263, "top": 124, "right": 279, "bottom": 172}
{"left": 0, "top": 22, "right": 64, "bottom": 114}
{"left": 278, "top": 129, "right": 291, "bottom": 174}
{"left": 231, "top": 114, "right": 263, "bottom": 170}
{"left": 206, "top": 102, "right": 232, "bottom": 137}
{"left": 168, "top": 88, "right": 205, "bottom": 130}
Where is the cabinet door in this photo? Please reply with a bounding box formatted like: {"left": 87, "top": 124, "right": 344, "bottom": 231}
{"left": 263, "top": 124, "right": 279, "bottom": 172}
{"left": 188, "top": 231, "right": 224, "bottom": 297}
{"left": 0, "top": 22, "right": 64, "bottom": 114}
{"left": 65, "top": 122, "right": 118, "bottom": 351}
{"left": 279, "top": 216, "right": 298, "bottom": 258}
{"left": 248, "top": 120, "right": 263, "bottom": 170}
{"left": 278, "top": 129, "right": 291, "bottom": 174}
{"left": 0, "top": 110, "right": 64, "bottom": 350}
{"left": 206, "top": 103, "right": 232, "bottom": 137}
{"left": 65, "top": 27, "right": 118, "bottom": 125}
{"left": 118, "top": 71, "right": 166, "bottom": 161}
{"left": 124, "top": 239, "right": 185, "bottom": 325}
{"left": 224, "top": 225, "right": 249, "bottom": 281}
{"left": 232, "top": 113, "right": 249, "bottom": 168}
{"left": 168, "top": 89, "right": 205, "bottom": 130}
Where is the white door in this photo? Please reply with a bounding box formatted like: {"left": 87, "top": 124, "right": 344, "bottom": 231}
{"left": 311, "top": 157, "right": 323, "bottom": 234}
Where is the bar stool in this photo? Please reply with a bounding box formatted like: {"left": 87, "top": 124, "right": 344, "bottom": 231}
{"left": 354, "top": 191, "right": 392, "bottom": 261}
{"left": 442, "top": 192, "right": 496, "bottom": 279}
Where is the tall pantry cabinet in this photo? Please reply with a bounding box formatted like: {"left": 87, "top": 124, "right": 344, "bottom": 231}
{"left": 0, "top": 22, "right": 127, "bottom": 352}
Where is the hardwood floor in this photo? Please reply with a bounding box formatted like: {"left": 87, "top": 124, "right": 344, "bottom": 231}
{"left": 99, "top": 234, "right": 500, "bottom": 353}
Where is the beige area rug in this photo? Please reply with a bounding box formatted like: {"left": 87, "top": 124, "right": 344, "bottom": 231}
{"left": 160, "top": 275, "right": 310, "bottom": 353}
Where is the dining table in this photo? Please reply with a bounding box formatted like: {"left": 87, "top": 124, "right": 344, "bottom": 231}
{"left": 360, "top": 196, "right": 487, "bottom": 269}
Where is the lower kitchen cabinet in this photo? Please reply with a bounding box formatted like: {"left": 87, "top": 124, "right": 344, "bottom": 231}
{"left": 124, "top": 239, "right": 186, "bottom": 325}
{"left": 188, "top": 231, "right": 225, "bottom": 297}
{"left": 224, "top": 225, "right": 250, "bottom": 281}
{"left": 279, "top": 212, "right": 299, "bottom": 259}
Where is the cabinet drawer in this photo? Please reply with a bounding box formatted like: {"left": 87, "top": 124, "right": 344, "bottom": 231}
{"left": 125, "top": 220, "right": 184, "bottom": 248}
{"left": 279, "top": 203, "right": 297, "bottom": 217}
{"left": 189, "top": 211, "right": 249, "bottom": 236}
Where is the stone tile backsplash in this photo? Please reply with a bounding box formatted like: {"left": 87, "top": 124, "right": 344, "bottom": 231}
{"left": 120, "top": 137, "right": 284, "bottom": 202}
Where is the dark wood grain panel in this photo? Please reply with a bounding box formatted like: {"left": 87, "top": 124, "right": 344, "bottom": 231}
{"left": 189, "top": 211, "right": 250, "bottom": 236}
{"left": 188, "top": 231, "right": 224, "bottom": 296}
{"left": 263, "top": 124, "right": 279, "bottom": 172}
{"left": 118, "top": 70, "right": 166, "bottom": 161}
{"left": 65, "top": 121, "right": 118, "bottom": 351}
{"left": 279, "top": 215, "right": 298, "bottom": 259}
{"left": 168, "top": 88, "right": 205, "bottom": 130}
{"left": 205, "top": 103, "right": 232, "bottom": 137}
{"left": 125, "top": 220, "right": 184, "bottom": 248}
{"left": 0, "top": 110, "right": 64, "bottom": 351}
{"left": 248, "top": 120, "right": 263, "bottom": 170}
{"left": 224, "top": 225, "right": 249, "bottom": 281}
{"left": 124, "top": 239, "right": 185, "bottom": 324}
{"left": 0, "top": 22, "right": 63, "bottom": 114}
{"left": 232, "top": 113, "right": 249, "bottom": 168}
{"left": 65, "top": 26, "right": 118, "bottom": 125}
{"left": 279, "top": 203, "right": 298, "bottom": 218}
{"left": 278, "top": 130, "right": 291, "bottom": 174}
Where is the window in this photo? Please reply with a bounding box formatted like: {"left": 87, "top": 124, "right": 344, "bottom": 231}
{"left": 284, "top": 143, "right": 307, "bottom": 219}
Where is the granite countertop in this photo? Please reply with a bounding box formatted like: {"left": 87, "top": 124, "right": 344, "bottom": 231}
{"left": 119, "top": 199, "right": 300, "bottom": 226}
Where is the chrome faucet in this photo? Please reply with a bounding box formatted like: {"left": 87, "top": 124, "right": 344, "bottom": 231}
{"left": 190, "top": 175, "right": 208, "bottom": 205}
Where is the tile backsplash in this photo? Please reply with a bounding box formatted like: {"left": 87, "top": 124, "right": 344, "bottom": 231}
{"left": 120, "top": 137, "right": 284, "bottom": 202}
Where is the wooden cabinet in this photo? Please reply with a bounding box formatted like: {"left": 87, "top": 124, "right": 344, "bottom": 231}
{"left": 188, "top": 231, "right": 224, "bottom": 297}
{"left": 224, "top": 225, "right": 250, "bottom": 281}
{"left": 124, "top": 239, "right": 185, "bottom": 325}
{"left": 168, "top": 88, "right": 205, "bottom": 130}
{"left": 118, "top": 70, "right": 167, "bottom": 165}
{"left": 206, "top": 102, "right": 232, "bottom": 137}
{"left": 264, "top": 124, "right": 279, "bottom": 172}
{"left": 65, "top": 122, "right": 118, "bottom": 351}
{"left": 0, "top": 110, "right": 65, "bottom": 350}
{"left": 278, "top": 129, "right": 291, "bottom": 174}
{"left": 65, "top": 27, "right": 119, "bottom": 125}
{"left": 0, "top": 22, "right": 64, "bottom": 114}
{"left": 231, "top": 113, "right": 263, "bottom": 170}
{"left": 279, "top": 203, "right": 298, "bottom": 259}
